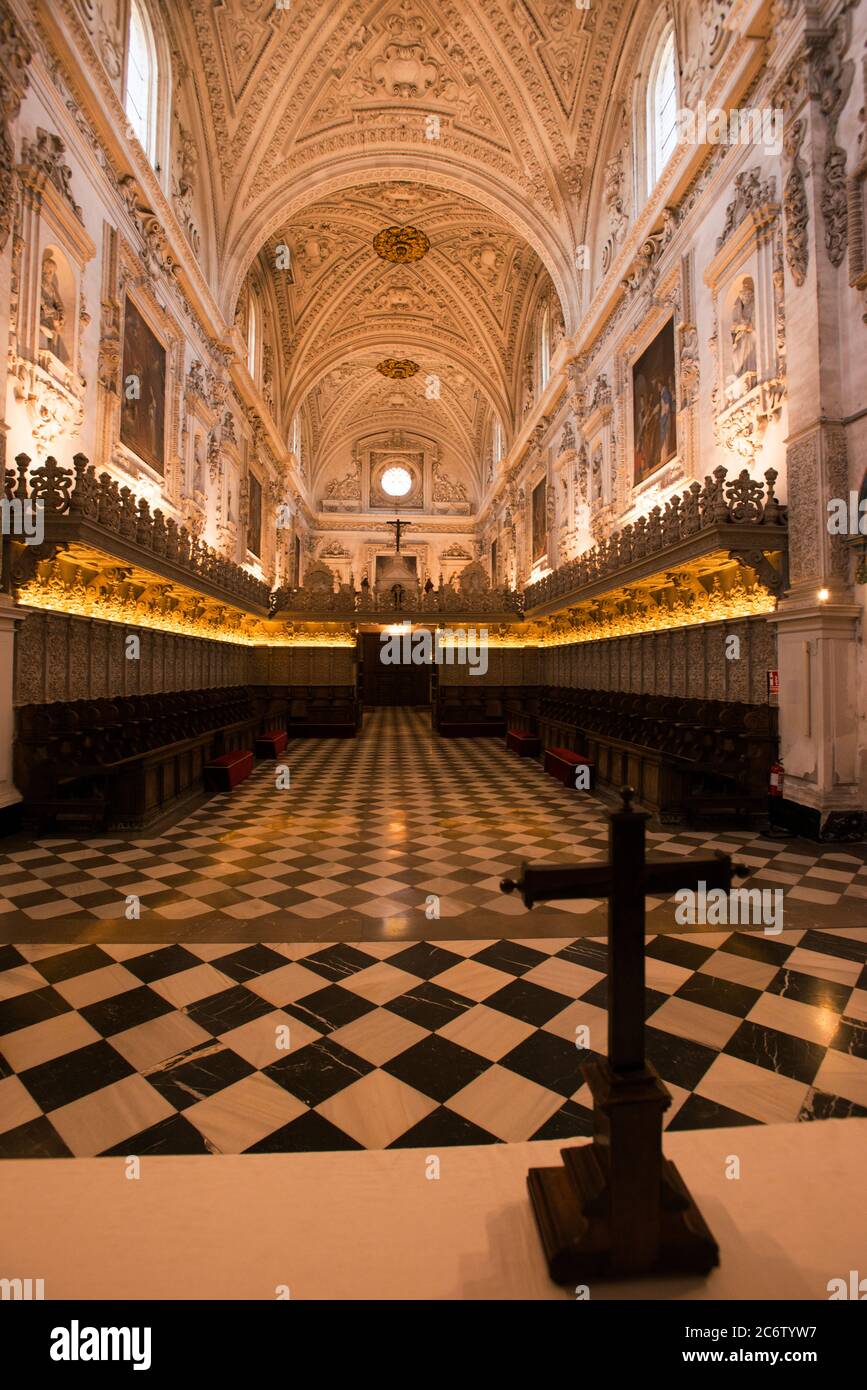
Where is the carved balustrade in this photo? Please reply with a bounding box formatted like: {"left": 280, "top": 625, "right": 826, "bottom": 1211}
{"left": 524, "top": 466, "right": 787, "bottom": 615}
{"left": 5, "top": 453, "right": 271, "bottom": 612}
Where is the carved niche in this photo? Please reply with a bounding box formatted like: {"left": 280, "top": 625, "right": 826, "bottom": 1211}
{"left": 9, "top": 127, "right": 95, "bottom": 452}
{"left": 704, "top": 171, "right": 786, "bottom": 464}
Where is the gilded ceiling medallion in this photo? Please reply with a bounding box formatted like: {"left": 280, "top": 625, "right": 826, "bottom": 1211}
{"left": 376, "top": 358, "right": 420, "bottom": 379}
{"left": 373, "top": 225, "right": 430, "bottom": 263}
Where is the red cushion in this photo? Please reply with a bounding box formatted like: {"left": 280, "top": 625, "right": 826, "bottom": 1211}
{"left": 506, "top": 729, "right": 541, "bottom": 756}
{"left": 206, "top": 750, "right": 253, "bottom": 790}
{"left": 210, "top": 752, "right": 252, "bottom": 768}
{"left": 546, "top": 747, "right": 591, "bottom": 765}
{"left": 255, "top": 731, "right": 288, "bottom": 756}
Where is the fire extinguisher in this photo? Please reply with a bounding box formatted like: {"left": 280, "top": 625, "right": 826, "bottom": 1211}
{"left": 769, "top": 761, "right": 784, "bottom": 797}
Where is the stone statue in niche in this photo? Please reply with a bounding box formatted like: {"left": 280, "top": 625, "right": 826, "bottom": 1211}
{"left": 40, "top": 252, "right": 67, "bottom": 362}
{"left": 591, "top": 443, "right": 603, "bottom": 505}
{"left": 727, "top": 279, "right": 757, "bottom": 399}
{"left": 193, "top": 434, "right": 205, "bottom": 493}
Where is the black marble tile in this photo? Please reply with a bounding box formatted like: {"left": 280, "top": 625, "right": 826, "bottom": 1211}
{"left": 385, "top": 982, "right": 474, "bottom": 1032}
{"left": 285, "top": 984, "right": 376, "bottom": 1033}
{"left": 122, "top": 945, "right": 204, "bottom": 984}
{"left": 579, "top": 977, "right": 669, "bottom": 1019}
{"left": 500, "top": 1030, "right": 598, "bottom": 1097}
{"left": 470, "top": 941, "right": 548, "bottom": 976}
{"left": 19, "top": 1040, "right": 135, "bottom": 1113}
{"left": 30, "top": 944, "right": 115, "bottom": 984}
{"left": 719, "top": 932, "right": 793, "bottom": 966}
{"left": 299, "top": 943, "right": 380, "bottom": 983}
{"left": 264, "top": 1038, "right": 372, "bottom": 1106}
{"left": 555, "top": 938, "right": 608, "bottom": 972}
{"left": 530, "top": 1098, "right": 595, "bottom": 1141}
{"left": 766, "top": 966, "right": 851, "bottom": 1013}
{"left": 799, "top": 928, "right": 867, "bottom": 965}
{"left": 724, "top": 1020, "right": 826, "bottom": 1086}
{"left": 0, "top": 1114, "right": 73, "bottom": 1158}
{"left": 646, "top": 935, "right": 715, "bottom": 970}
{"left": 185, "top": 984, "right": 276, "bottom": 1036}
{"left": 204, "top": 944, "right": 293, "bottom": 983}
{"left": 80, "top": 985, "right": 175, "bottom": 1038}
{"left": 666, "top": 1093, "right": 758, "bottom": 1130}
{"left": 0, "top": 944, "right": 26, "bottom": 973}
{"left": 246, "top": 1109, "right": 364, "bottom": 1153}
{"left": 674, "top": 971, "right": 761, "bottom": 1018}
{"left": 144, "top": 1044, "right": 254, "bottom": 1110}
{"left": 643, "top": 1025, "right": 718, "bottom": 1090}
{"left": 799, "top": 1090, "right": 867, "bottom": 1122}
{"left": 384, "top": 1034, "right": 490, "bottom": 1102}
{"left": 829, "top": 1017, "right": 867, "bottom": 1060}
{"left": 483, "top": 978, "right": 573, "bottom": 1028}
{"left": 100, "top": 1111, "right": 215, "bottom": 1155}
{"left": 0, "top": 986, "right": 72, "bottom": 1036}
{"left": 389, "top": 1107, "right": 499, "bottom": 1148}
{"left": 385, "top": 941, "right": 467, "bottom": 980}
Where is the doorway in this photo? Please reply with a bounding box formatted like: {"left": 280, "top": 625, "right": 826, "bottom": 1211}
{"left": 358, "top": 631, "right": 431, "bottom": 706}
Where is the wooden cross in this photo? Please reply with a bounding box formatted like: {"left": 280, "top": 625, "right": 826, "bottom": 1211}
{"left": 386, "top": 518, "right": 412, "bottom": 552}
{"left": 501, "top": 785, "right": 746, "bottom": 1283}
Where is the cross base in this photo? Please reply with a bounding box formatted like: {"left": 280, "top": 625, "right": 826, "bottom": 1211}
{"left": 528, "top": 1059, "right": 719, "bottom": 1284}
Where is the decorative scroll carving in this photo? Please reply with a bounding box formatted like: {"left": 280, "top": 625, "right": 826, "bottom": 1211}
{"left": 0, "top": 2, "right": 32, "bottom": 253}
{"left": 783, "top": 119, "right": 809, "bottom": 286}
{"left": 717, "top": 170, "right": 777, "bottom": 251}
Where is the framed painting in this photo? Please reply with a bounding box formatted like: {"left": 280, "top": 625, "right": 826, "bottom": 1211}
{"left": 120, "top": 295, "right": 166, "bottom": 475}
{"left": 632, "top": 318, "right": 677, "bottom": 485}
{"left": 247, "top": 471, "right": 263, "bottom": 557}
{"left": 531, "top": 479, "right": 547, "bottom": 562}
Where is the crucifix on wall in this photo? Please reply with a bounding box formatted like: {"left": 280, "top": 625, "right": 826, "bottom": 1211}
{"left": 386, "top": 518, "right": 412, "bottom": 552}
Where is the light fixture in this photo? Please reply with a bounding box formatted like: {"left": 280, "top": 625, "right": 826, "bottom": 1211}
{"left": 817, "top": 587, "right": 830, "bottom": 603}
{"left": 381, "top": 465, "right": 412, "bottom": 497}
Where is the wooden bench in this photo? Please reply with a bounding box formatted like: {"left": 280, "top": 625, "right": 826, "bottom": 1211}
{"left": 204, "top": 749, "right": 253, "bottom": 792}
{"left": 254, "top": 730, "right": 289, "bottom": 758}
{"left": 544, "top": 746, "right": 595, "bottom": 789}
{"left": 506, "top": 728, "right": 541, "bottom": 757}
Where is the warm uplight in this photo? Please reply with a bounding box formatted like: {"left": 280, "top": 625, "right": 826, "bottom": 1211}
{"left": 817, "top": 587, "right": 830, "bottom": 603}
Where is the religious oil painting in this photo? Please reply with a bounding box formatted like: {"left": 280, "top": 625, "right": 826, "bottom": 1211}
{"left": 247, "top": 472, "right": 263, "bottom": 557}
{"left": 632, "top": 318, "right": 677, "bottom": 485}
{"left": 120, "top": 295, "right": 166, "bottom": 475}
{"left": 531, "top": 479, "right": 547, "bottom": 561}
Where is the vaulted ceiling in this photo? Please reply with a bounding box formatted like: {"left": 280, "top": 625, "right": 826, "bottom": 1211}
{"left": 255, "top": 181, "right": 550, "bottom": 496}
{"left": 165, "top": 0, "right": 635, "bottom": 500}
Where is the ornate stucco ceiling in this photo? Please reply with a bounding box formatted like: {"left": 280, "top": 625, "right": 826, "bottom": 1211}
{"left": 256, "top": 182, "right": 550, "bottom": 497}
{"left": 166, "top": 0, "right": 634, "bottom": 502}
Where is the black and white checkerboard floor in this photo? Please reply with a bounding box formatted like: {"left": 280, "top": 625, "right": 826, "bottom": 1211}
{"left": 0, "top": 928, "right": 865, "bottom": 1157}
{"left": 0, "top": 708, "right": 865, "bottom": 934}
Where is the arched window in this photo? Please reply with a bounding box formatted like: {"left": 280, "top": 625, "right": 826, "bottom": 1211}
{"left": 492, "top": 417, "right": 503, "bottom": 466}
{"left": 647, "top": 24, "right": 678, "bottom": 193}
{"left": 539, "top": 306, "right": 551, "bottom": 391}
{"left": 247, "top": 295, "right": 258, "bottom": 379}
{"left": 125, "top": 0, "right": 158, "bottom": 164}
{"left": 290, "top": 414, "right": 301, "bottom": 460}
